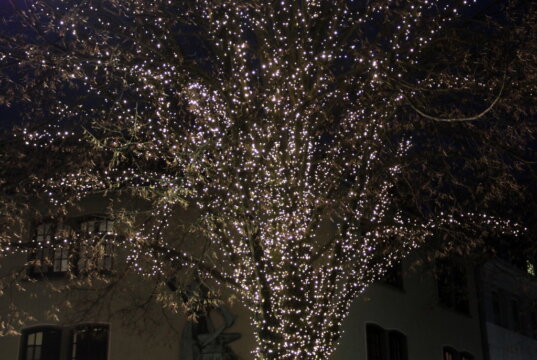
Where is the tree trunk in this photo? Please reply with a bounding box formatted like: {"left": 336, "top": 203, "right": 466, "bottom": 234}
{"left": 252, "top": 313, "right": 342, "bottom": 360}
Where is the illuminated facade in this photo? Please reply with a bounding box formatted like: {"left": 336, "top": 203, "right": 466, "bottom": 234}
{"left": 0, "top": 235, "right": 488, "bottom": 360}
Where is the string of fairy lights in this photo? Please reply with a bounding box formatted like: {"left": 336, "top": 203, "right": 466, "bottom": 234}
{"left": 1, "top": 0, "right": 520, "bottom": 358}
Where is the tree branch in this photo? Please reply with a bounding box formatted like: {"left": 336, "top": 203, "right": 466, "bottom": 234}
{"left": 406, "top": 69, "right": 507, "bottom": 122}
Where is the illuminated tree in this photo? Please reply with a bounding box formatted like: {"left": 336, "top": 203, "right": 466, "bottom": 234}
{"left": 0, "top": 1, "right": 535, "bottom": 359}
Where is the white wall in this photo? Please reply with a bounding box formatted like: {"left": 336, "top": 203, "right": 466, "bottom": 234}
{"left": 335, "top": 260, "right": 484, "bottom": 360}
{"left": 487, "top": 323, "right": 537, "bottom": 360}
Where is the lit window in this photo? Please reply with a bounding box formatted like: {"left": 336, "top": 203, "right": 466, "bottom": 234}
{"left": 20, "top": 327, "right": 61, "bottom": 360}
{"left": 53, "top": 246, "right": 70, "bottom": 272}
{"left": 54, "top": 224, "right": 72, "bottom": 272}
{"left": 31, "top": 223, "right": 54, "bottom": 274}
{"left": 28, "top": 223, "right": 72, "bottom": 276}
{"left": 19, "top": 324, "right": 109, "bottom": 360}
{"left": 80, "top": 218, "right": 114, "bottom": 235}
{"left": 78, "top": 218, "right": 115, "bottom": 273}
{"left": 36, "top": 223, "right": 53, "bottom": 242}
{"left": 25, "top": 331, "right": 43, "bottom": 360}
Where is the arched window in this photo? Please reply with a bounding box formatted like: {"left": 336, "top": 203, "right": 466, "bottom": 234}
{"left": 19, "top": 326, "right": 62, "bottom": 360}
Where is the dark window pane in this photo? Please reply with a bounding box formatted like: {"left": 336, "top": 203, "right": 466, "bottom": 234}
{"left": 492, "top": 291, "right": 502, "bottom": 325}
{"left": 366, "top": 324, "right": 386, "bottom": 360}
{"left": 461, "top": 352, "right": 474, "bottom": 360}
{"left": 443, "top": 347, "right": 457, "bottom": 360}
{"left": 388, "top": 331, "right": 407, "bottom": 360}
{"left": 72, "top": 324, "right": 109, "bottom": 360}
{"left": 436, "top": 259, "right": 469, "bottom": 314}
{"left": 531, "top": 312, "right": 537, "bottom": 339}
{"left": 511, "top": 299, "right": 521, "bottom": 332}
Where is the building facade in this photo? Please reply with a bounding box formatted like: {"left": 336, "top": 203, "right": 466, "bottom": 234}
{"left": 1, "top": 203, "right": 534, "bottom": 359}
{"left": 478, "top": 259, "right": 537, "bottom": 360}
{"left": 335, "top": 258, "right": 484, "bottom": 360}
{"left": 1, "top": 246, "right": 488, "bottom": 359}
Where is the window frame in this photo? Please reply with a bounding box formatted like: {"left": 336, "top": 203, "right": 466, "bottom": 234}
{"left": 510, "top": 297, "right": 522, "bottom": 332}
{"left": 27, "top": 222, "right": 74, "bottom": 278}
{"left": 76, "top": 217, "right": 116, "bottom": 275}
{"left": 366, "top": 324, "right": 408, "bottom": 360}
{"left": 19, "top": 323, "right": 110, "bottom": 360}
{"left": 491, "top": 290, "right": 503, "bottom": 326}
{"left": 70, "top": 323, "right": 110, "bottom": 360}
{"left": 436, "top": 258, "right": 470, "bottom": 314}
{"left": 366, "top": 323, "right": 387, "bottom": 360}
{"left": 443, "top": 346, "right": 474, "bottom": 360}
{"left": 460, "top": 351, "right": 474, "bottom": 360}
{"left": 442, "top": 346, "right": 457, "bottom": 360}
{"left": 388, "top": 330, "right": 408, "bottom": 360}
{"left": 19, "top": 325, "right": 62, "bottom": 360}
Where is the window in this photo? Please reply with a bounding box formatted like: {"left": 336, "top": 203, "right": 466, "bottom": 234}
{"left": 510, "top": 298, "right": 521, "bottom": 332}
{"left": 443, "top": 347, "right": 456, "bottom": 360}
{"left": 27, "top": 218, "right": 116, "bottom": 277}
{"left": 436, "top": 259, "right": 469, "bottom": 314}
{"left": 366, "top": 324, "right": 386, "bottom": 360}
{"left": 366, "top": 324, "right": 408, "bottom": 360}
{"left": 80, "top": 218, "right": 114, "bottom": 235}
{"left": 491, "top": 291, "right": 502, "bottom": 325}
{"left": 77, "top": 218, "right": 115, "bottom": 273}
{"left": 388, "top": 331, "right": 407, "bottom": 360}
{"left": 382, "top": 263, "right": 404, "bottom": 290}
{"left": 461, "top": 352, "right": 474, "bottom": 360}
{"left": 491, "top": 291, "right": 532, "bottom": 335}
{"left": 443, "top": 346, "right": 474, "bottom": 360}
{"left": 71, "top": 324, "right": 109, "bottom": 360}
{"left": 19, "top": 324, "right": 109, "bottom": 360}
{"left": 20, "top": 327, "right": 61, "bottom": 360}
{"left": 530, "top": 312, "right": 537, "bottom": 339}
{"left": 28, "top": 223, "right": 72, "bottom": 277}
{"left": 29, "top": 223, "right": 54, "bottom": 275}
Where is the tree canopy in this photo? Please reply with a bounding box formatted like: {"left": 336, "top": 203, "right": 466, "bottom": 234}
{"left": 0, "top": 1, "right": 536, "bottom": 359}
